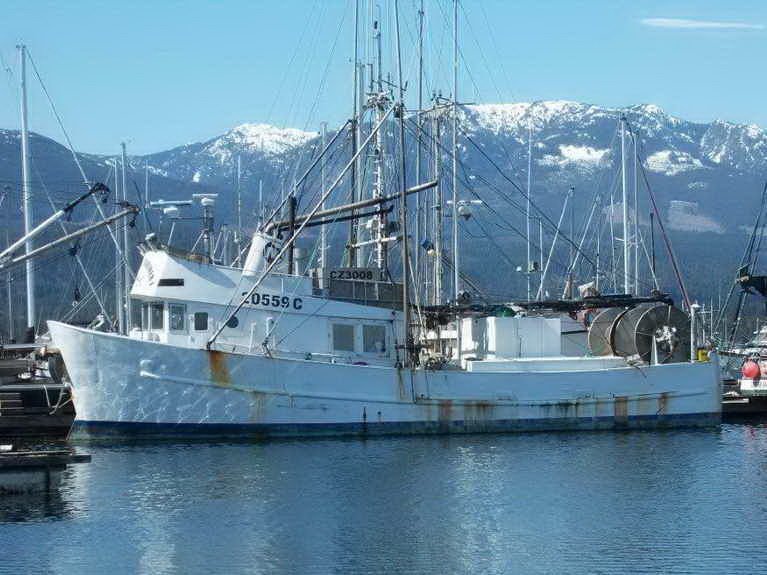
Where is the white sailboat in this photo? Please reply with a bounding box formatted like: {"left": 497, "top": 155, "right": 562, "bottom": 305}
{"left": 48, "top": 1, "right": 721, "bottom": 439}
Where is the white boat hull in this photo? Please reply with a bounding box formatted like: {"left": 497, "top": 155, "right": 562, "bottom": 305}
{"left": 49, "top": 321, "right": 722, "bottom": 439}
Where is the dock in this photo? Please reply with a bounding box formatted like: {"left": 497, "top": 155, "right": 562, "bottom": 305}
{"left": 0, "top": 449, "right": 91, "bottom": 494}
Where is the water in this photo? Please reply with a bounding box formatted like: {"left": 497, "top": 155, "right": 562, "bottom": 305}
{"left": 3, "top": 423, "right": 767, "bottom": 575}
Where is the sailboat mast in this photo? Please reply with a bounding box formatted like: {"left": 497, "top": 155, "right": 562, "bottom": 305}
{"left": 526, "top": 120, "right": 532, "bottom": 301}
{"left": 121, "top": 142, "right": 131, "bottom": 332}
{"left": 18, "top": 45, "right": 35, "bottom": 338}
{"left": 452, "top": 0, "right": 461, "bottom": 362}
{"left": 620, "top": 115, "right": 630, "bottom": 294}
{"left": 394, "top": 0, "right": 410, "bottom": 365}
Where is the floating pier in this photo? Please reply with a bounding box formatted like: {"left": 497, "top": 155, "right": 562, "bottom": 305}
{"left": 0, "top": 449, "right": 90, "bottom": 494}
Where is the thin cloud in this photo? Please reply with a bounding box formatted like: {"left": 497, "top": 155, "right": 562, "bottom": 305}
{"left": 641, "top": 18, "right": 764, "bottom": 30}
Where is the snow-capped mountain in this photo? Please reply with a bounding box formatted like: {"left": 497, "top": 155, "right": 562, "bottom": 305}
{"left": 142, "top": 123, "right": 318, "bottom": 186}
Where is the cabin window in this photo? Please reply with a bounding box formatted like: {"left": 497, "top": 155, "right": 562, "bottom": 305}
{"left": 332, "top": 324, "right": 355, "bottom": 352}
{"left": 150, "top": 302, "right": 165, "bottom": 330}
{"left": 194, "top": 312, "right": 209, "bottom": 331}
{"left": 363, "top": 324, "right": 387, "bottom": 354}
{"left": 169, "top": 304, "right": 186, "bottom": 332}
{"left": 141, "top": 303, "right": 149, "bottom": 330}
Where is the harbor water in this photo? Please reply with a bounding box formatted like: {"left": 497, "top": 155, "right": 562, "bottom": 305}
{"left": 3, "top": 422, "right": 767, "bottom": 575}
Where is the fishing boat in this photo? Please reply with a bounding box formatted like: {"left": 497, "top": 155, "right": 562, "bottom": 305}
{"left": 48, "top": 1, "right": 721, "bottom": 439}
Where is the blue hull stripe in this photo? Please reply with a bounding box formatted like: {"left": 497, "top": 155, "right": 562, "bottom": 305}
{"left": 71, "top": 412, "right": 721, "bottom": 440}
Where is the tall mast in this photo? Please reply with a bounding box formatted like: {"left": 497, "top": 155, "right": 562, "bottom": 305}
{"left": 372, "top": 16, "right": 387, "bottom": 270}
{"left": 113, "top": 156, "right": 123, "bottom": 331}
{"left": 620, "top": 115, "right": 630, "bottom": 294}
{"left": 526, "top": 120, "right": 532, "bottom": 301}
{"left": 347, "top": 0, "right": 360, "bottom": 267}
{"left": 121, "top": 142, "right": 131, "bottom": 332}
{"left": 394, "top": 0, "right": 410, "bottom": 365}
{"left": 144, "top": 160, "right": 150, "bottom": 209}
{"left": 236, "top": 154, "right": 242, "bottom": 265}
{"left": 432, "top": 112, "right": 443, "bottom": 305}
{"left": 452, "top": 0, "right": 461, "bottom": 362}
{"left": 18, "top": 45, "right": 35, "bottom": 339}
{"left": 633, "top": 131, "right": 640, "bottom": 295}
{"left": 319, "top": 122, "right": 328, "bottom": 273}
{"left": 414, "top": 0, "right": 424, "bottom": 289}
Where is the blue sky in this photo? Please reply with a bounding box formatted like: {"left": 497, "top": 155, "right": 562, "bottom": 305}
{"left": 2, "top": 0, "right": 766, "bottom": 154}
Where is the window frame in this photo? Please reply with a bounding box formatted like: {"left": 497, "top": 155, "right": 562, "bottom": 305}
{"left": 193, "top": 311, "right": 209, "bottom": 332}
{"left": 150, "top": 302, "right": 165, "bottom": 331}
{"left": 331, "top": 322, "right": 356, "bottom": 353}
{"left": 362, "top": 323, "right": 388, "bottom": 356}
{"left": 168, "top": 303, "right": 187, "bottom": 333}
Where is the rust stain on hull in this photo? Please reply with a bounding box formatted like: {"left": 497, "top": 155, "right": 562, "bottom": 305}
{"left": 208, "top": 350, "right": 231, "bottom": 387}
{"left": 658, "top": 392, "right": 668, "bottom": 415}
{"left": 614, "top": 396, "right": 628, "bottom": 424}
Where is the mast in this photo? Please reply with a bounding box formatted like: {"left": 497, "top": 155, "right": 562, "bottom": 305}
{"left": 347, "top": 0, "right": 360, "bottom": 267}
{"left": 394, "top": 0, "right": 410, "bottom": 366}
{"left": 144, "top": 160, "right": 150, "bottom": 209}
{"left": 319, "top": 122, "right": 328, "bottom": 273}
{"left": 620, "top": 115, "right": 630, "bottom": 294}
{"left": 18, "top": 45, "right": 35, "bottom": 339}
{"left": 114, "top": 156, "right": 123, "bottom": 332}
{"left": 633, "top": 131, "right": 640, "bottom": 295}
{"left": 236, "top": 154, "right": 242, "bottom": 265}
{"left": 526, "top": 120, "right": 532, "bottom": 301}
{"left": 121, "top": 142, "right": 132, "bottom": 332}
{"left": 452, "top": 0, "right": 461, "bottom": 362}
{"left": 414, "top": 0, "right": 424, "bottom": 289}
{"left": 432, "top": 111, "right": 443, "bottom": 305}
{"left": 372, "top": 16, "right": 387, "bottom": 270}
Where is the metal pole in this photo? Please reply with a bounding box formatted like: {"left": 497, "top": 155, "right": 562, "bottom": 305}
{"left": 620, "top": 116, "right": 630, "bottom": 294}
{"left": 650, "top": 211, "right": 656, "bottom": 279}
{"left": 537, "top": 188, "right": 572, "bottom": 300}
{"left": 414, "top": 0, "right": 424, "bottom": 289}
{"left": 395, "top": 0, "right": 411, "bottom": 366}
{"left": 348, "top": 0, "right": 360, "bottom": 267}
{"left": 633, "top": 131, "right": 640, "bottom": 295}
{"left": 236, "top": 154, "right": 242, "bottom": 265}
{"left": 433, "top": 114, "right": 443, "bottom": 305}
{"left": 319, "top": 122, "right": 327, "bottom": 273}
{"left": 452, "top": 0, "right": 461, "bottom": 363}
{"left": 144, "top": 160, "right": 150, "bottom": 209}
{"left": 526, "top": 121, "right": 532, "bottom": 301}
{"left": 114, "top": 157, "right": 123, "bottom": 332}
{"left": 4, "top": 193, "right": 13, "bottom": 340}
{"left": 18, "top": 45, "right": 35, "bottom": 338}
{"left": 121, "top": 142, "right": 132, "bottom": 332}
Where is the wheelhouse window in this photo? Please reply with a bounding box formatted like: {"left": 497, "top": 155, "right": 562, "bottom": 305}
{"left": 194, "top": 312, "right": 209, "bottom": 331}
{"left": 363, "top": 324, "right": 387, "bottom": 354}
{"left": 169, "top": 304, "right": 186, "bottom": 332}
{"left": 332, "top": 324, "right": 355, "bottom": 352}
{"left": 150, "top": 302, "right": 164, "bottom": 330}
{"left": 141, "top": 303, "right": 149, "bottom": 330}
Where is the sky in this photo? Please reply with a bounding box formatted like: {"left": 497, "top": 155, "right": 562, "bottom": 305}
{"left": 2, "top": 0, "right": 767, "bottom": 155}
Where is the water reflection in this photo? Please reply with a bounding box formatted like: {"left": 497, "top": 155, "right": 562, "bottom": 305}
{"left": 1, "top": 424, "right": 767, "bottom": 574}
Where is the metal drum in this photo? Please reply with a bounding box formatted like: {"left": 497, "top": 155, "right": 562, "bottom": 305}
{"left": 587, "top": 307, "right": 628, "bottom": 356}
{"left": 611, "top": 303, "right": 690, "bottom": 364}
